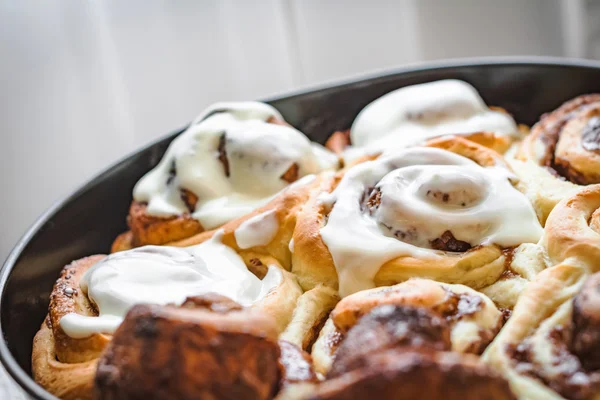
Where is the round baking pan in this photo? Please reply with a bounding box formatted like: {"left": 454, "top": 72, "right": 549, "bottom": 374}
{"left": 4, "top": 57, "right": 600, "bottom": 399}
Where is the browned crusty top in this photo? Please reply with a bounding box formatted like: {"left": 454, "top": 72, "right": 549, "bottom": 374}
{"left": 95, "top": 295, "right": 319, "bottom": 400}
{"left": 48, "top": 255, "right": 110, "bottom": 364}
{"left": 95, "top": 298, "right": 281, "bottom": 400}
{"left": 329, "top": 305, "right": 451, "bottom": 378}
{"left": 314, "top": 348, "right": 515, "bottom": 400}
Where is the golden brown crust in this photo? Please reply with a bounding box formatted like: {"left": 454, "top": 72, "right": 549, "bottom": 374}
{"left": 542, "top": 184, "right": 600, "bottom": 269}
{"left": 171, "top": 173, "right": 325, "bottom": 271}
{"left": 518, "top": 94, "right": 600, "bottom": 185}
{"left": 32, "top": 322, "right": 97, "bottom": 400}
{"left": 33, "top": 249, "right": 302, "bottom": 399}
{"left": 32, "top": 255, "right": 109, "bottom": 400}
{"left": 124, "top": 201, "right": 204, "bottom": 249}
{"left": 292, "top": 137, "right": 523, "bottom": 293}
{"left": 48, "top": 256, "right": 110, "bottom": 364}
{"left": 95, "top": 302, "right": 282, "bottom": 400}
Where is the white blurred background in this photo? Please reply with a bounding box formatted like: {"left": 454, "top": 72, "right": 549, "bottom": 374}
{"left": 1, "top": 0, "right": 600, "bottom": 396}
{"left": 0, "top": 0, "right": 597, "bottom": 262}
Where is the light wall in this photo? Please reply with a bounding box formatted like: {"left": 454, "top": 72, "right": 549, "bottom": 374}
{"left": 0, "top": 0, "right": 574, "bottom": 260}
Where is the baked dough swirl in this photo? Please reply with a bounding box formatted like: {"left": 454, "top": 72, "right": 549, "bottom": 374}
{"left": 293, "top": 136, "right": 543, "bottom": 298}
{"left": 31, "top": 236, "right": 303, "bottom": 400}
{"left": 311, "top": 278, "right": 503, "bottom": 376}
{"left": 483, "top": 185, "right": 600, "bottom": 400}
{"left": 113, "top": 101, "right": 338, "bottom": 251}
{"left": 514, "top": 95, "right": 600, "bottom": 223}
{"left": 325, "top": 79, "right": 521, "bottom": 162}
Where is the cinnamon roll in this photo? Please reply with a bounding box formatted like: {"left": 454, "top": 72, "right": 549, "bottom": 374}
{"left": 483, "top": 185, "right": 600, "bottom": 399}
{"left": 514, "top": 95, "right": 600, "bottom": 223}
{"left": 112, "top": 101, "right": 338, "bottom": 252}
{"left": 311, "top": 278, "right": 504, "bottom": 375}
{"left": 31, "top": 233, "right": 303, "bottom": 400}
{"left": 94, "top": 296, "right": 318, "bottom": 400}
{"left": 292, "top": 136, "right": 544, "bottom": 300}
{"left": 328, "top": 79, "right": 522, "bottom": 162}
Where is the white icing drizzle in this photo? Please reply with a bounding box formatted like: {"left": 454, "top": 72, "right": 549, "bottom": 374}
{"left": 133, "top": 101, "right": 337, "bottom": 229}
{"left": 345, "top": 80, "right": 519, "bottom": 161}
{"left": 234, "top": 210, "right": 279, "bottom": 249}
{"left": 288, "top": 238, "right": 294, "bottom": 253}
{"left": 59, "top": 232, "right": 282, "bottom": 338}
{"left": 319, "top": 147, "right": 543, "bottom": 297}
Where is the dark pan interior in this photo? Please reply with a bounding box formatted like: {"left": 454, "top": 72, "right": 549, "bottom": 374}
{"left": 4, "top": 58, "right": 600, "bottom": 399}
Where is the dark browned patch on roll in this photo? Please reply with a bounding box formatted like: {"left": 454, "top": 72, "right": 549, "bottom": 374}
{"left": 363, "top": 187, "right": 382, "bottom": 214}
{"left": 329, "top": 305, "right": 451, "bottom": 378}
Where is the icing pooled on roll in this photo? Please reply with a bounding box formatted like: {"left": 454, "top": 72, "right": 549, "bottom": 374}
{"left": 346, "top": 80, "right": 518, "bottom": 160}
{"left": 319, "top": 147, "right": 542, "bottom": 297}
{"left": 59, "top": 232, "right": 282, "bottom": 338}
{"left": 134, "top": 101, "right": 337, "bottom": 229}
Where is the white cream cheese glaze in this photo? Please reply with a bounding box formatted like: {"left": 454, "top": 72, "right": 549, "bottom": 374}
{"left": 345, "top": 80, "right": 519, "bottom": 161}
{"left": 319, "top": 147, "right": 543, "bottom": 297}
{"left": 234, "top": 210, "right": 279, "bottom": 249}
{"left": 133, "top": 101, "right": 337, "bottom": 229}
{"left": 59, "top": 232, "right": 282, "bottom": 338}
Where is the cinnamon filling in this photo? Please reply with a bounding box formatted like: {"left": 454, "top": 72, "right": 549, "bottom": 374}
{"left": 218, "top": 133, "right": 230, "bottom": 177}
{"left": 362, "top": 187, "right": 473, "bottom": 252}
{"left": 430, "top": 231, "right": 472, "bottom": 252}
{"left": 508, "top": 273, "right": 600, "bottom": 399}
{"left": 179, "top": 189, "right": 198, "bottom": 213}
{"left": 571, "top": 273, "right": 600, "bottom": 370}
{"left": 280, "top": 163, "right": 299, "bottom": 184}
{"left": 532, "top": 95, "right": 600, "bottom": 184}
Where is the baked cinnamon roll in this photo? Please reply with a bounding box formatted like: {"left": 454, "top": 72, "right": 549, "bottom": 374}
{"left": 278, "top": 294, "right": 514, "bottom": 399}
{"left": 113, "top": 101, "right": 338, "bottom": 252}
{"left": 484, "top": 185, "right": 600, "bottom": 400}
{"left": 94, "top": 296, "right": 318, "bottom": 400}
{"left": 514, "top": 95, "right": 600, "bottom": 223}
{"left": 311, "top": 278, "right": 503, "bottom": 375}
{"left": 31, "top": 233, "right": 303, "bottom": 400}
{"left": 293, "top": 136, "right": 544, "bottom": 301}
{"left": 326, "top": 79, "right": 522, "bottom": 162}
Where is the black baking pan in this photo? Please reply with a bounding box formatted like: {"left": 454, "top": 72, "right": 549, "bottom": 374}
{"left": 4, "top": 57, "right": 600, "bottom": 399}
